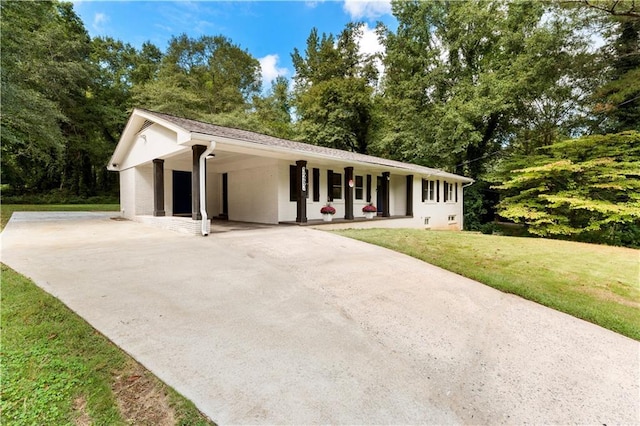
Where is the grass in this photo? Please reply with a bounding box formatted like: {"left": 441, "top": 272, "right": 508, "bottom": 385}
{"left": 0, "top": 264, "right": 214, "bottom": 425}
{"left": 0, "top": 204, "right": 120, "bottom": 231}
{"left": 333, "top": 229, "right": 640, "bottom": 341}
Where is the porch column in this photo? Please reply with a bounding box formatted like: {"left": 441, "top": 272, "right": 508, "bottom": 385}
{"left": 406, "top": 175, "right": 413, "bottom": 216}
{"left": 192, "top": 145, "right": 207, "bottom": 220}
{"left": 382, "top": 172, "right": 391, "bottom": 217}
{"left": 296, "top": 160, "right": 308, "bottom": 223}
{"left": 153, "top": 159, "right": 165, "bottom": 217}
{"left": 344, "top": 166, "right": 354, "bottom": 220}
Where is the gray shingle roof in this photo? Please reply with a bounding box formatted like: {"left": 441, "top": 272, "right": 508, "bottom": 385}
{"left": 141, "top": 109, "right": 473, "bottom": 182}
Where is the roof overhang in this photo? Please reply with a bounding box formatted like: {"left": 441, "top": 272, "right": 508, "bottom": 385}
{"left": 108, "top": 109, "right": 474, "bottom": 184}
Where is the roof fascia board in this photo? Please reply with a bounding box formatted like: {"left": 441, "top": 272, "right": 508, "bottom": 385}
{"left": 191, "top": 132, "right": 473, "bottom": 182}
{"left": 134, "top": 109, "right": 191, "bottom": 144}
{"left": 107, "top": 109, "right": 191, "bottom": 170}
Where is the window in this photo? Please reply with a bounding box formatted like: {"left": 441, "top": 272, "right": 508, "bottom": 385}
{"left": 331, "top": 172, "right": 342, "bottom": 200}
{"left": 447, "top": 182, "right": 455, "bottom": 202}
{"left": 448, "top": 215, "right": 456, "bottom": 222}
{"left": 289, "top": 165, "right": 308, "bottom": 202}
{"left": 422, "top": 179, "right": 436, "bottom": 202}
{"left": 313, "top": 168, "right": 320, "bottom": 202}
{"left": 355, "top": 176, "right": 364, "bottom": 200}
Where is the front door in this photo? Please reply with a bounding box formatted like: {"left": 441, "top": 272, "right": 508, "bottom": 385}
{"left": 172, "top": 170, "right": 191, "bottom": 216}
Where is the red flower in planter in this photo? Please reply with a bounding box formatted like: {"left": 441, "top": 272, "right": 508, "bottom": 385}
{"left": 362, "top": 204, "right": 377, "bottom": 213}
{"left": 321, "top": 205, "right": 336, "bottom": 215}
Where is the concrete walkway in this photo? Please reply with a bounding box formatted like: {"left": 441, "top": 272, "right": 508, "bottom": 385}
{"left": 2, "top": 212, "right": 638, "bottom": 424}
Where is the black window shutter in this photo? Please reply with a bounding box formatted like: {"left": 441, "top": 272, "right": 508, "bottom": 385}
{"left": 444, "top": 181, "right": 448, "bottom": 202}
{"left": 455, "top": 182, "right": 458, "bottom": 202}
{"left": 366, "top": 174, "right": 372, "bottom": 202}
{"left": 327, "top": 170, "right": 333, "bottom": 201}
{"left": 422, "top": 179, "right": 426, "bottom": 202}
{"left": 436, "top": 180, "right": 440, "bottom": 202}
{"left": 313, "top": 168, "right": 320, "bottom": 202}
{"left": 289, "top": 165, "right": 297, "bottom": 202}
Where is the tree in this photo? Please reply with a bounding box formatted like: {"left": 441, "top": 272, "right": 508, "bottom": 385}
{"left": 253, "top": 76, "right": 295, "bottom": 139}
{"left": 494, "top": 132, "right": 640, "bottom": 247}
{"left": 592, "top": 19, "right": 640, "bottom": 132}
{"left": 1, "top": 0, "right": 93, "bottom": 194}
{"left": 292, "top": 23, "right": 378, "bottom": 153}
{"left": 133, "top": 34, "right": 262, "bottom": 120}
{"left": 379, "top": 0, "right": 594, "bottom": 179}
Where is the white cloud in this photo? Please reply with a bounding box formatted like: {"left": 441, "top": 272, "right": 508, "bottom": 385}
{"left": 343, "top": 0, "right": 392, "bottom": 20}
{"left": 259, "top": 54, "right": 289, "bottom": 85}
{"left": 93, "top": 12, "right": 109, "bottom": 33}
{"left": 357, "top": 23, "right": 385, "bottom": 78}
{"left": 305, "top": 0, "right": 325, "bottom": 8}
{"left": 358, "top": 22, "right": 383, "bottom": 56}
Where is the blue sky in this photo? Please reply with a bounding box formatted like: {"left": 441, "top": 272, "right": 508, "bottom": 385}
{"left": 72, "top": 1, "right": 397, "bottom": 89}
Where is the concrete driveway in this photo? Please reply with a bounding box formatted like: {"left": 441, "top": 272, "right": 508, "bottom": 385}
{"left": 2, "top": 212, "right": 638, "bottom": 424}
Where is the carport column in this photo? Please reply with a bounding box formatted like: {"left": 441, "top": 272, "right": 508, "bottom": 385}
{"left": 296, "top": 160, "right": 307, "bottom": 223}
{"left": 406, "top": 175, "right": 413, "bottom": 216}
{"left": 153, "top": 159, "right": 165, "bottom": 217}
{"left": 192, "top": 145, "right": 207, "bottom": 220}
{"left": 382, "top": 172, "right": 391, "bottom": 217}
{"left": 344, "top": 166, "right": 354, "bottom": 220}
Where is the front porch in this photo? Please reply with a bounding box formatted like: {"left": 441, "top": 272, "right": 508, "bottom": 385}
{"left": 281, "top": 215, "right": 412, "bottom": 227}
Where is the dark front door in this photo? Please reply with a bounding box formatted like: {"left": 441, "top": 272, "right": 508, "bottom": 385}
{"left": 221, "top": 173, "right": 228, "bottom": 219}
{"left": 173, "top": 170, "right": 192, "bottom": 216}
{"left": 376, "top": 176, "right": 383, "bottom": 216}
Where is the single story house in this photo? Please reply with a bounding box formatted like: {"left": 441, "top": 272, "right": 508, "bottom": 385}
{"left": 108, "top": 109, "right": 473, "bottom": 235}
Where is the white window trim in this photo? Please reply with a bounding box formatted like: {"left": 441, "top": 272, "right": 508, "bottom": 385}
{"left": 423, "top": 179, "right": 437, "bottom": 203}
{"left": 447, "top": 182, "right": 455, "bottom": 203}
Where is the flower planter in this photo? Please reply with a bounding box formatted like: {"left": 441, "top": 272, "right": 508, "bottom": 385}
{"left": 364, "top": 212, "right": 375, "bottom": 219}
{"left": 322, "top": 214, "right": 333, "bottom": 222}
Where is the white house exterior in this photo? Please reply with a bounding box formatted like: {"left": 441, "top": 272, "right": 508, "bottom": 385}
{"left": 108, "top": 109, "right": 473, "bottom": 235}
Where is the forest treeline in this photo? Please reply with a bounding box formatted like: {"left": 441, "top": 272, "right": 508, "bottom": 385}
{"left": 1, "top": 0, "right": 639, "bottom": 246}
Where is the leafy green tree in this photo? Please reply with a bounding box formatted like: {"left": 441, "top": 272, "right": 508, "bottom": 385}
{"left": 133, "top": 34, "right": 262, "bottom": 120}
{"left": 253, "top": 76, "right": 295, "bottom": 139}
{"left": 292, "top": 23, "right": 378, "bottom": 153}
{"left": 592, "top": 19, "right": 640, "bottom": 132}
{"left": 495, "top": 132, "right": 640, "bottom": 247}
{"left": 1, "top": 0, "right": 94, "bottom": 194}
{"left": 379, "top": 0, "right": 594, "bottom": 179}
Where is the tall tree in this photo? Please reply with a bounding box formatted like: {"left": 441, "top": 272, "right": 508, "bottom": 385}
{"left": 593, "top": 18, "right": 640, "bottom": 132}
{"left": 253, "top": 76, "right": 295, "bottom": 139}
{"left": 133, "top": 34, "right": 262, "bottom": 120}
{"left": 292, "top": 23, "right": 378, "bottom": 153}
{"left": 379, "top": 0, "right": 594, "bottom": 179}
{"left": 1, "top": 0, "right": 93, "bottom": 194}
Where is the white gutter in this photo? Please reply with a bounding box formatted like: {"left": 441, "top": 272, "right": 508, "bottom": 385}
{"left": 199, "top": 141, "right": 216, "bottom": 236}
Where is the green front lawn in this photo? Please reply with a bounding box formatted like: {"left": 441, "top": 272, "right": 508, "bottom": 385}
{"left": 0, "top": 204, "right": 120, "bottom": 231}
{"left": 0, "top": 264, "right": 214, "bottom": 425}
{"left": 333, "top": 229, "right": 640, "bottom": 341}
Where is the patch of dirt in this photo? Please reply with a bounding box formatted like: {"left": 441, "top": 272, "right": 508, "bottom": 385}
{"left": 73, "top": 396, "right": 91, "bottom": 426}
{"left": 112, "top": 361, "right": 176, "bottom": 426}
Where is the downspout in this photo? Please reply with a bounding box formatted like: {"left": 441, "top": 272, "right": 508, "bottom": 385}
{"left": 461, "top": 181, "right": 474, "bottom": 231}
{"left": 199, "top": 141, "right": 216, "bottom": 236}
